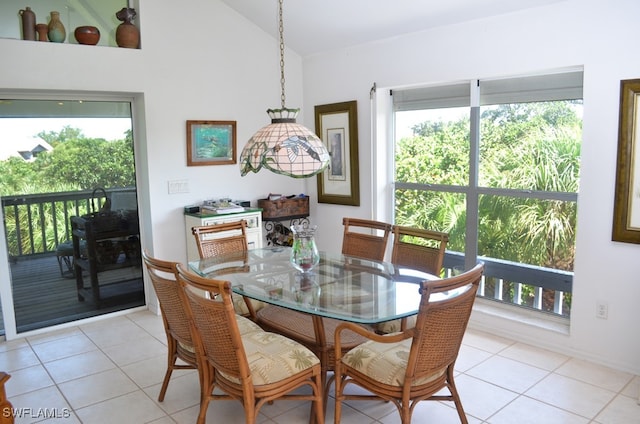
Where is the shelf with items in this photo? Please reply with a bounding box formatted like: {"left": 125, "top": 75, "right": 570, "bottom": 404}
{"left": 1, "top": 1, "right": 140, "bottom": 48}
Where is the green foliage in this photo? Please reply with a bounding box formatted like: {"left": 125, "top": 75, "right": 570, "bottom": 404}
{"left": 0, "top": 128, "right": 136, "bottom": 196}
{"left": 395, "top": 101, "right": 581, "bottom": 272}
{"left": 1, "top": 127, "right": 136, "bottom": 255}
{"left": 395, "top": 101, "right": 580, "bottom": 315}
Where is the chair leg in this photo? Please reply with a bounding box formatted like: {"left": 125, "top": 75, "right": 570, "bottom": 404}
{"left": 197, "top": 364, "right": 214, "bottom": 424}
{"left": 447, "top": 369, "right": 468, "bottom": 424}
{"left": 157, "top": 367, "right": 173, "bottom": 402}
{"left": 312, "top": 372, "right": 325, "bottom": 424}
{"left": 158, "top": 340, "right": 178, "bottom": 402}
{"left": 334, "top": 375, "right": 344, "bottom": 424}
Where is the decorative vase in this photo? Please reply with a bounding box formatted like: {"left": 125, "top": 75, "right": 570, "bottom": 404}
{"left": 74, "top": 26, "right": 100, "bottom": 45}
{"left": 47, "top": 11, "right": 66, "bottom": 43}
{"left": 35, "top": 24, "right": 48, "bottom": 41}
{"left": 19, "top": 7, "right": 36, "bottom": 41}
{"left": 290, "top": 225, "right": 320, "bottom": 273}
{"left": 115, "top": 7, "right": 139, "bottom": 49}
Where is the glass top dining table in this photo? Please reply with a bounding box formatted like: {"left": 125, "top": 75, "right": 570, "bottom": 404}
{"left": 188, "top": 246, "right": 435, "bottom": 325}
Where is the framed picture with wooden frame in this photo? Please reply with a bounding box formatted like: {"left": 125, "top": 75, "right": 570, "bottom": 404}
{"left": 186, "top": 120, "right": 236, "bottom": 166}
{"left": 314, "top": 101, "right": 360, "bottom": 206}
{"left": 612, "top": 79, "right": 640, "bottom": 243}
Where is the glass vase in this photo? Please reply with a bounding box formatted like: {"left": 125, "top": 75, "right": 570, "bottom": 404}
{"left": 290, "top": 225, "right": 319, "bottom": 273}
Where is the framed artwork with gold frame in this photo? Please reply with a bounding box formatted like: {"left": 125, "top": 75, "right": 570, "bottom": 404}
{"left": 612, "top": 79, "right": 640, "bottom": 243}
{"left": 314, "top": 101, "right": 360, "bottom": 206}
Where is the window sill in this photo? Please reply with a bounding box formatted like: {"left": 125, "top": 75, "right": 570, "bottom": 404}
{"left": 469, "top": 297, "right": 570, "bottom": 339}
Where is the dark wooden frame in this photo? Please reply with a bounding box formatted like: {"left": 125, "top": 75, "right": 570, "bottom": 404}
{"left": 186, "top": 120, "right": 236, "bottom": 166}
{"left": 314, "top": 101, "right": 360, "bottom": 206}
{"left": 612, "top": 79, "right": 640, "bottom": 243}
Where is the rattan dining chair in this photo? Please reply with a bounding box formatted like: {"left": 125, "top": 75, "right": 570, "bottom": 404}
{"left": 391, "top": 225, "right": 449, "bottom": 276}
{"left": 141, "top": 250, "right": 198, "bottom": 402}
{"left": 334, "top": 263, "right": 484, "bottom": 424}
{"left": 192, "top": 220, "right": 249, "bottom": 259}
{"left": 143, "top": 251, "right": 265, "bottom": 402}
{"left": 191, "top": 221, "right": 263, "bottom": 319}
{"left": 341, "top": 217, "right": 392, "bottom": 261}
{"left": 375, "top": 225, "right": 450, "bottom": 334}
{"left": 175, "top": 264, "right": 324, "bottom": 424}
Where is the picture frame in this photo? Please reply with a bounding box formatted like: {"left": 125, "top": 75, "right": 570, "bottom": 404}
{"left": 315, "top": 101, "right": 360, "bottom": 206}
{"left": 186, "top": 120, "right": 236, "bottom": 166}
{"left": 612, "top": 79, "right": 640, "bottom": 243}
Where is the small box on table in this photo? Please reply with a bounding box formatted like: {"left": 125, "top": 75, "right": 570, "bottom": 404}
{"left": 258, "top": 196, "right": 309, "bottom": 221}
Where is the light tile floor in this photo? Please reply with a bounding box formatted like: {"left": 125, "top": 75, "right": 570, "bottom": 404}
{"left": 0, "top": 310, "right": 638, "bottom": 423}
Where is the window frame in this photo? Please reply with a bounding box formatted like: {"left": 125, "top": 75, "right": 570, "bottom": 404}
{"left": 389, "top": 69, "right": 582, "bottom": 317}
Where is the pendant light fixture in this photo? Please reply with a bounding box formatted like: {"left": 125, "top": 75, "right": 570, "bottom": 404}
{"left": 239, "top": 0, "right": 330, "bottom": 178}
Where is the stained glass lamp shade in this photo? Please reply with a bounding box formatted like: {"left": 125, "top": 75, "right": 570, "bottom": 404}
{"left": 240, "top": 108, "right": 329, "bottom": 178}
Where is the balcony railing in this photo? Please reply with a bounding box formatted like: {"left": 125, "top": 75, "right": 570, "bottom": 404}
{"left": 444, "top": 252, "right": 572, "bottom": 317}
{"left": 2, "top": 188, "right": 136, "bottom": 259}
{"left": 2, "top": 189, "right": 572, "bottom": 317}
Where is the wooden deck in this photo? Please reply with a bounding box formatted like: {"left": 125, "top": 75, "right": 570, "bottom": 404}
{"left": 2, "top": 254, "right": 145, "bottom": 334}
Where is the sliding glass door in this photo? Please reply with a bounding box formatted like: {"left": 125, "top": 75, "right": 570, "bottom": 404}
{"left": 0, "top": 97, "right": 144, "bottom": 336}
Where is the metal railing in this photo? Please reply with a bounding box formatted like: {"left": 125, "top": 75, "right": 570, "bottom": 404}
{"left": 2, "top": 188, "right": 136, "bottom": 258}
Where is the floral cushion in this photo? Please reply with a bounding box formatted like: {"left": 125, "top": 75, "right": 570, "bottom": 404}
{"left": 232, "top": 293, "right": 265, "bottom": 317}
{"left": 374, "top": 316, "right": 417, "bottom": 334}
{"left": 219, "top": 331, "right": 320, "bottom": 385}
{"left": 235, "top": 314, "right": 263, "bottom": 334}
{"left": 341, "top": 338, "right": 445, "bottom": 386}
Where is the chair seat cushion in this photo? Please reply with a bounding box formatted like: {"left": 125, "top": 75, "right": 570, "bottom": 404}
{"left": 374, "top": 315, "right": 417, "bottom": 334}
{"left": 231, "top": 293, "right": 265, "bottom": 316}
{"left": 341, "top": 338, "right": 445, "bottom": 387}
{"left": 220, "top": 331, "right": 320, "bottom": 386}
{"left": 236, "top": 314, "right": 263, "bottom": 334}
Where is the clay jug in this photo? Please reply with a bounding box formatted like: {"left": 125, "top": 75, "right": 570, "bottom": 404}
{"left": 47, "top": 11, "right": 66, "bottom": 43}
{"left": 35, "top": 23, "right": 48, "bottom": 41}
{"left": 115, "top": 7, "right": 140, "bottom": 49}
{"left": 19, "top": 7, "right": 36, "bottom": 41}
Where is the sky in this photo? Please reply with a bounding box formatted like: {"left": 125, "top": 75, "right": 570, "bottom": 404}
{"left": 0, "top": 117, "right": 132, "bottom": 160}
{"left": 395, "top": 107, "right": 468, "bottom": 139}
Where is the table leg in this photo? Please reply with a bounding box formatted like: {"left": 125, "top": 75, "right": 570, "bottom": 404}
{"left": 310, "top": 315, "right": 329, "bottom": 424}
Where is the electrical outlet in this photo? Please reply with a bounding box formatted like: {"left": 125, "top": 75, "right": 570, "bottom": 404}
{"left": 168, "top": 179, "right": 189, "bottom": 194}
{"left": 596, "top": 301, "right": 608, "bottom": 319}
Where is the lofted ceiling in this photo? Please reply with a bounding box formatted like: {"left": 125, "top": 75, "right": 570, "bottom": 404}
{"left": 220, "top": 0, "right": 567, "bottom": 57}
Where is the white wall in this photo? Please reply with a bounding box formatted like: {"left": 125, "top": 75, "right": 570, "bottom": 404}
{"left": 302, "top": 0, "right": 640, "bottom": 374}
{"left": 0, "top": 0, "right": 309, "bottom": 312}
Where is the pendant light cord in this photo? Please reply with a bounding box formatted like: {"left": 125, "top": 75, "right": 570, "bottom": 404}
{"left": 278, "top": 0, "right": 286, "bottom": 109}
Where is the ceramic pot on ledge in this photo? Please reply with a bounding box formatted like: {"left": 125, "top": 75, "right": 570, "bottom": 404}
{"left": 74, "top": 26, "right": 100, "bottom": 45}
{"left": 115, "top": 7, "right": 140, "bottom": 49}
{"left": 47, "top": 11, "right": 66, "bottom": 43}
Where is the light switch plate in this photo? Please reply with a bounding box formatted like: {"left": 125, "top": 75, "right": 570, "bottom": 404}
{"left": 168, "top": 179, "right": 189, "bottom": 194}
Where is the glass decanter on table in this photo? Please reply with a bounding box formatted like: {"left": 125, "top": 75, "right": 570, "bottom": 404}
{"left": 289, "top": 225, "right": 320, "bottom": 273}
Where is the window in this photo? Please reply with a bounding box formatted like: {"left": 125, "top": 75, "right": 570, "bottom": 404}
{"left": 392, "top": 70, "right": 582, "bottom": 317}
